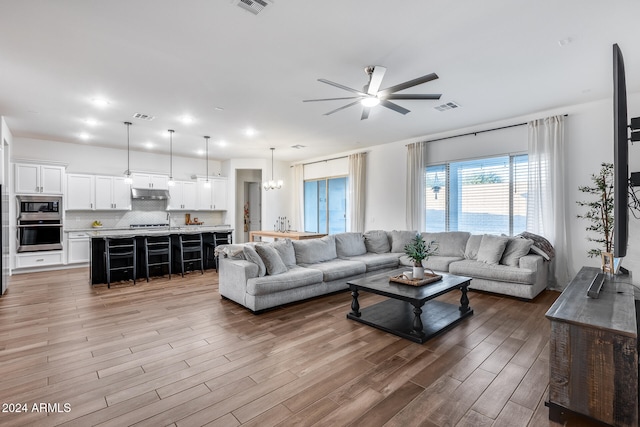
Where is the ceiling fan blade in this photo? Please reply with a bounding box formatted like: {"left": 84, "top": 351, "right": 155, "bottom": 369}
{"left": 385, "top": 94, "right": 442, "bottom": 100}
{"left": 378, "top": 73, "right": 439, "bottom": 96}
{"left": 367, "top": 66, "right": 386, "bottom": 95}
{"left": 361, "top": 107, "right": 370, "bottom": 120}
{"left": 318, "top": 79, "right": 367, "bottom": 96}
{"left": 380, "top": 100, "right": 410, "bottom": 115}
{"left": 303, "top": 97, "right": 361, "bottom": 102}
{"left": 323, "top": 99, "right": 363, "bottom": 116}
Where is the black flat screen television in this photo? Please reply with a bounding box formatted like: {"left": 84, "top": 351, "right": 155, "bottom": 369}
{"left": 613, "top": 43, "right": 629, "bottom": 258}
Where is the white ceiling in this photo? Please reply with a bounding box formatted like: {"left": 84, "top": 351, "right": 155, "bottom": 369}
{"left": 1, "top": 0, "right": 639, "bottom": 162}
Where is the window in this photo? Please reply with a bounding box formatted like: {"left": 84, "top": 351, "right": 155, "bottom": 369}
{"left": 304, "top": 177, "right": 347, "bottom": 234}
{"left": 425, "top": 154, "right": 528, "bottom": 235}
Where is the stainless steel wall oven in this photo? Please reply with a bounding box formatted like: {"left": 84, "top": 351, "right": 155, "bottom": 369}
{"left": 17, "top": 195, "right": 63, "bottom": 252}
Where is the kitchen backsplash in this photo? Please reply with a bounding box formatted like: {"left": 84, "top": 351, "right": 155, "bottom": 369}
{"left": 64, "top": 199, "right": 225, "bottom": 230}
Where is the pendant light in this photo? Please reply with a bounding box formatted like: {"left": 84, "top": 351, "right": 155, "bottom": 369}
{"left": 167, "top": 129, "right": 175, "bottom": 187}
{"left": 263, "top": 147, "right": 283, "bottom": 190}
{"left": 123, "top": 121, "right": 133, "bottom": 184}
{"left": 203, "top": 136, "right": 211, "bottom": 188}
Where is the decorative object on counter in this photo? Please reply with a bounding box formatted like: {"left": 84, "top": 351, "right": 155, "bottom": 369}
{"left": 167, "top": 129, "right": 175, "bottom": 187}
{"left": 273, "top": 216, "right": 291, "bottom": 233}
{"left": 203, "top": 136, "right": 211, "bottom": 188}
{"left": 403, "top": 233, "right": 438, "bottom": 280}
{"left": 92, "top": 220, "right": 103, "bottom": 228}
{"left": 263, "top": 147, "right": 283, "bottom": 190}
{"left": 184, "top": 213, "right": 203, "bottom": 225}
{"left": 185, "top": 213, "right": 190, "bottom": 224}
{"left": 244, "top": 202, "right": 250, "bottom": 232}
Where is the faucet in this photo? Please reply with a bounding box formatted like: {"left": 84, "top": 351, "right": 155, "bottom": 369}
{"left": 166, "top": 212, "right": 171, "bottom": 228}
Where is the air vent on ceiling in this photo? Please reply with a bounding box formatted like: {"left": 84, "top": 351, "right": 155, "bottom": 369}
{"left": 132, "top": 112, "right": 156, "bottom": 121}
{"left": 291, "top": 144, "right": 306, "bottom": 149}
{"left": 434, "top": 101, "right": 461, "bottom": 112}
{"left": 236, "top": 0, "right": 270, "bottom": 15}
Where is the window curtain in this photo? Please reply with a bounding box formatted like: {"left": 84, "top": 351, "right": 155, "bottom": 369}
{"left": 527, "top": 115, "right": 570, "bottom": 288}
{"left": 291, "top": 163, "right": 304, "bottom": 231}
{"left": 348, "top": 152, "right": 367, "bottom": 232}
{"left": 406, "top": 141, "right": 427, "bottom": 230}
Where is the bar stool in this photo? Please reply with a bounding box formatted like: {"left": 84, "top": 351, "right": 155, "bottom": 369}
{"left": 105, "top": 237, "right": 136, "bottom": 288}
{"left": 144, "top": 235, "right": 171, "bottom": 281}
{"left": 176, "top": 234, "right": 204, "bottom": 277}
{"left": 206, "top": 231, "right": 232, "bottom": 272}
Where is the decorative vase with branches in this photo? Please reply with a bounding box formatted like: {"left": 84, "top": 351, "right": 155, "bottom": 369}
{"left": 404, "top": 234, "right": 438, "bottom": 279}
{"left": 576, "top": 162, "right": 614, "bottom": 258}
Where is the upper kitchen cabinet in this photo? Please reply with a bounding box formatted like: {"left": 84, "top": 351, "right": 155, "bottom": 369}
{"left": 131, "top": 173, "right": 169, "bottom": 190}
{"left": 15, "top": 163, "right": 64, "bottom": 194}
{"left": 196, "top": 177, "right": 228, "bottom": 210}
{"left": 66, "top": 174, "right": 95, "bottom": 210}
{"left": 95, "top": 176, "right": 131, "bottom": 210}
{"left": 167, "top": 181, "right": 197, "bottom": 210}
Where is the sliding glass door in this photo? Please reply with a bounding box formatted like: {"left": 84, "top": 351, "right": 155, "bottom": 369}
{"left": 304, "top": 177, "right": 347, "bottom": 233}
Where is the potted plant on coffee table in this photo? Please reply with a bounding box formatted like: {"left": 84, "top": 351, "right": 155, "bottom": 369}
{"left": 404, "top": 234, "right": 438, "bottom": 280}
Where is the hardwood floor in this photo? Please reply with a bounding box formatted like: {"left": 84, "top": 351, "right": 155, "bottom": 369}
{"left": 0, "top": 267, "right": 559, "bottom": 426}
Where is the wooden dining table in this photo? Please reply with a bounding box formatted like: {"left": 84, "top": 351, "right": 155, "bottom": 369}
{"left": 249, "top": 230, "right": 327, "bottom": 242}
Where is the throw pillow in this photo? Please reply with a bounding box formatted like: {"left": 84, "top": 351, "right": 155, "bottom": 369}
{"left": 243, "top": 246, "right": 266, "bottom": 277}
{"left": 500, "top": 237, "right": 534, "bottom": 267}
{"left": 292, "top": 235, "right": 337, "bottom": 264}
{"left": 517, "top": 231, "right": 555, "bottom": 261}
{"left": 270, "top": 239, "right": 296, "bottom": 267}
{"left": 476, "top": 234, "right": 510, "bottom": 265}
{"left": 335, "top": 232, "right": 367, "bottom": 257}
{"left": 464, "top": 235, "right": 483, "bottom": 260}
{"left": 363, "top": 230, "right": 391, "bottom": 253}
{"left": 423, "top": 231, "right": 470, "bottom": 257}
{"left": 255, "top": 244, "right": 288, "bottom": 275}
{"left": 388, "top": 230, "right": 418, "bottom": 253}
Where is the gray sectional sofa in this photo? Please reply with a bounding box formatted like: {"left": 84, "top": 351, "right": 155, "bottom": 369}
{"left": 218, "top": 230, "right": 550, "bottom": 313}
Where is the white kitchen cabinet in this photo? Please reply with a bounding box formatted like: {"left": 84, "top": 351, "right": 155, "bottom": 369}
{"left": 168, "top": 181, "right": 197, "bottom": 210}
{"left": 15, "top": 251, "right": 64, "bottom": 269}
{"left": 131, "top": 173, "right": 169, "bottom": 190}
{"left": 95, "top": 176, "right": 131, "bottom": 210}
{"left": 66, "top": 174, "right": 95, "bottom": 210}
{"left": 196, "top": 177, "right": 227, "bottom": 210}
{"left": 66, "top": 232, "right": 90, "bottom": 264}
{"left": 15, "top": 163, "right": 64, "bottom": 194}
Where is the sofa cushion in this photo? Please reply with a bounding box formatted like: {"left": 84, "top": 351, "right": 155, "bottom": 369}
{"left": 269, "top": 238, "right": 296, "bottom": 267}
{"left": 292, "top": 235, "right": 337, "bottom": 264}
{"left": 422, "top": 232, "right": 470, "bottom": 258}
{"left": 335, "top": 232, "right": 367, "bottom": 257}
{"left": 476, "top": 235, "right": 509, "bottom": 265}
{"left": 464, "top": 235, "right": 483, "bottom": 260}
{"left": 255, "top": 244, "right": 288, "bottom": 275}
{"left": 500, "top": 237, "right": 534, "bottom": 267}
{"left": 344, "top": 253, "right": 400, "bottom": 272}
{"left": 300, "top": 259, "right": 366, "bottom": 282}
{"left": 246, "top": 266, "right": 324, "bottom": 296}
{"left": 388, "top": 230, "right": 418, "bottom": 253}
{"left": 449, "top": 259, "right": 536, "bottom": 285}
{"left": 363, "top": 230, "right": 391, "bottom": 254}
{"left": 243, "top": 246, "right": 266, "bottom": 277}
{"left": 424, "top": 256, "right": 465, "bottom": 272}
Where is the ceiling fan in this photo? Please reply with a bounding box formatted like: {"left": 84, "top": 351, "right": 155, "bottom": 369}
{"left": 303, "top": 66, "right": 442, "bottom": 120}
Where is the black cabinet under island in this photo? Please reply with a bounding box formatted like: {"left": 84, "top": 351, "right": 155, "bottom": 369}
{"left": 89, "top": 227, "right": 233, "bottom": 285}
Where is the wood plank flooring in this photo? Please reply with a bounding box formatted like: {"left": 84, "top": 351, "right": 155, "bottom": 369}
{"left": 0, "top": 267, "right": 560, "bottom": 426}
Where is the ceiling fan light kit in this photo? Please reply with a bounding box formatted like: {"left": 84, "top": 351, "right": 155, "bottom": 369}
{"left": 303, "top": 65, "right": 442, "bottom": 120}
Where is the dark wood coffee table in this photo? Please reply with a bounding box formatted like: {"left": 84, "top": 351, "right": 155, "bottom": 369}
{"left": 347, "top": 268, "right": 473, "bottom": 344}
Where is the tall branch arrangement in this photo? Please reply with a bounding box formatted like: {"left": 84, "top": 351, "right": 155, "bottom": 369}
{"left": 576, "top": 162, "right": 614, "bottom": 258}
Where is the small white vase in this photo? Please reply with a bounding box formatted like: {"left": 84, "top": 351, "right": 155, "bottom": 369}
{"left": 412, "top": 266, "right": 425, "bottom": 280}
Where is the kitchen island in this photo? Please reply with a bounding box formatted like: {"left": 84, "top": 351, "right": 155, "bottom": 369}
{"left": 87, "top": 226, "right": 233, "bottom": 284}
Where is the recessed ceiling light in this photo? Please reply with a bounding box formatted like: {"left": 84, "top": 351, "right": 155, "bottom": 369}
{"left": 218, "top": 140, "right": 228, "bottom": 147}
{"left": 78, "top": 132, "right": 91, "bottom": 141}
{"left": 144, "top": 142, "right": 154, "bottom": 149}
{"left": 85, "top": 118, "right": 98, "bottom": 126}
{"left": 91, "top": 97, "right": 110, "bottom": 108}
{"left": 196, "top": 149, "right": 205, "bottom": 156}
{"left": 214, "top": 106, "right": 224, "bottom": 111}
{"left": 558, "top": 37, "right": 573, "bottom": 47}
{"left": 180, "top": 115, "right": 194, "bottom": 124}
{"left": 244, "top": 128, "right": 256, "bottom": 137}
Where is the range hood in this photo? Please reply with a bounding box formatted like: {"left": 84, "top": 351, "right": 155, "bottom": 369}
{"left": 131, "top": 188, "right": 171, "bottom": 200}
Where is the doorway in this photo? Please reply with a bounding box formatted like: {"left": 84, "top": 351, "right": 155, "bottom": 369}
{"left": 244, "top": 182, "right": 261, "bottom": 241}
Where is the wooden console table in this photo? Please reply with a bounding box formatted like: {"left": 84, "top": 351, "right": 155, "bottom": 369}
{"left": 545, "top": 266, "right": 637, "bottom": 426}
{"left": 249, "top": 230, "right": 327, "bottom": 242}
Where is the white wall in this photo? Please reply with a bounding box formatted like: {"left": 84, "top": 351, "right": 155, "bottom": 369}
{"left": 12, "top": 137, "right": 223, "bottom": 180}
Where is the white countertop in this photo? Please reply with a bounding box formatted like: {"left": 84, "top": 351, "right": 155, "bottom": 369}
{"left": 65, "top": 225, "right": 233, "bottom": 238}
